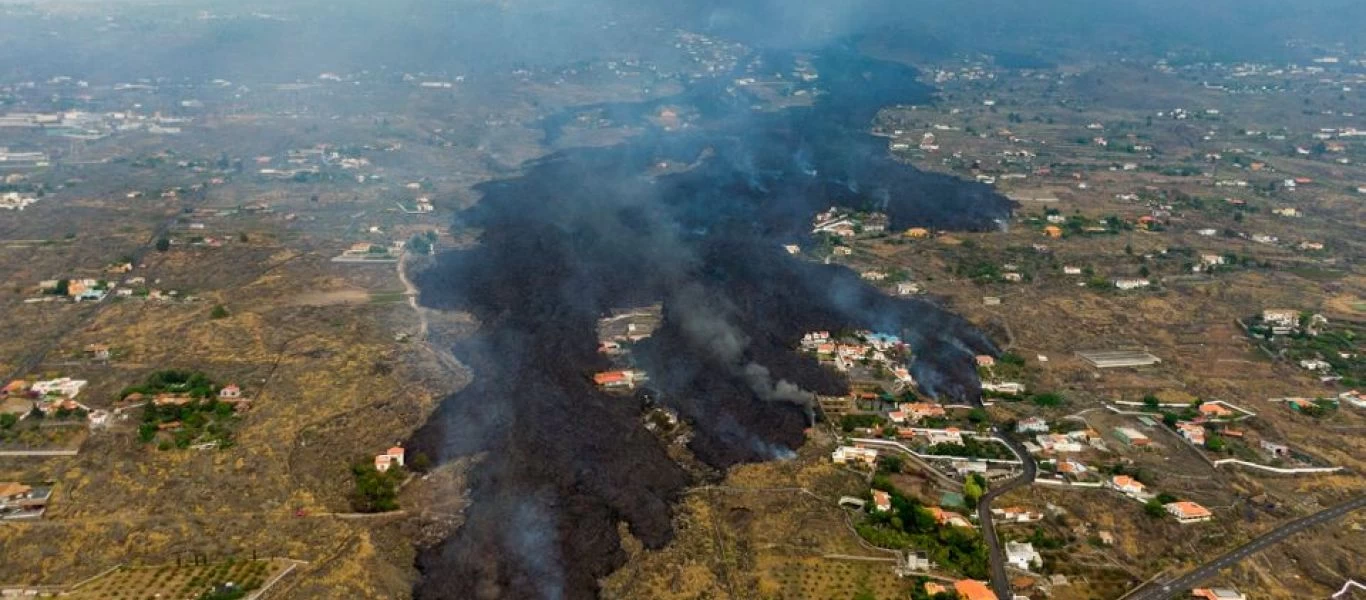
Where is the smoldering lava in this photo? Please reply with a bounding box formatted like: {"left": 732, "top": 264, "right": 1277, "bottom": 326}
{"left": 409, "top": 48, "right": 1010, "bottom": 600}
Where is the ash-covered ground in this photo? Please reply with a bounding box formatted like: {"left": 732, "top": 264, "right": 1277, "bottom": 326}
{"left": 409, "top": 48, "right": 1012, "bottom": 600}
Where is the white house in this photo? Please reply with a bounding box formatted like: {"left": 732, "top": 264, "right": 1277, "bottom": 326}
{"left": 1114, "top": 278, "right": 1151, "bottom": 290}
{"left": 1036, "top": 434, "right": 1083, "bottom": 453}
{"left": 1005, "top": 541, "right": 1042, "bottom": 570}
{"left": 983, "top": 382, "right": 1027, "bottom": 396}
{"left": 374, "top": 446, "right": 406, "bottom": 473}
{"left": 832, "top": 446, "right": 879, "bottom": 465}
{"left": 1300, "top": 359, "right": 1332, "bottom": 372}
{"left": 30, "top": 378, "right": 87, "bottom": 399}
{"left": 1165, "top": 501, "right": 1213, "bottom": 524}
{"left": 1108, "top": 475, "right": 1146, "bottom": 497}
{"left": 991, "top": 506, "right": 1043, "bottom": 523}
{"left": 1016, "top": 417, "right": 1049, "bottom": 434}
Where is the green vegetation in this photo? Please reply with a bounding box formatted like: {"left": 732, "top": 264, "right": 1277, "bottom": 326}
{"left": 878, "top": 454, "right": 904, "bottom": 474}
{"left": 1204, "top": 434, "right": 1227, "bottom": 452}
{"left": 1143, "top": 499, "right": 1166, "bottom": 518}
{"left": 1291, "top": 399, "right": 1339, "bottom": 419}
{"left": 924, "top": 436, "right": 1013, "bottom": 460}
{"left": 0, "top": 413, "right": 17, "bottom": 429}
{"left": 856, "top": 479, "right": 989, "bottom": 578}
{"left": 1250, "top": 319, "right": 1363, "bottom": 386}
{"left": 155, "top": 237, "right": 171, "bottom": 252}
{"left": 122, "top": 369, "right": 218, "bottom": 399}
{"left": 963, "top": 473, "right": 986, "bottom": 508}
{"left": 130, "top": 370, "right": 239, "bottom": 450}
{"left": 1030, "top": 392, "right": 1065, "bottom": 407}
{"left": 209, "top": 304, "right": 230, "bottom": 319}
{"left": 351, "top": 462, "right": 404, "bottom": 513}
{"left": 407, "top": 231, "right": 438, "bottom": 255}
{"left": 1142, "top": 394, "right": 1161, "bottom": 410}
{"left": 840, "top": 413, "right": 886, "bottom": 433}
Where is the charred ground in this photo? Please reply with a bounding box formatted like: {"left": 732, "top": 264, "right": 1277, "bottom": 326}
{"left": 408, "top": 47, "right": 1011, "bottom": 600}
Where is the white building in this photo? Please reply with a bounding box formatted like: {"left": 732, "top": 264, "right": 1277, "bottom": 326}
{"left": 1114, "top": 278, "right": 1151, "bottom": 290}
{"left": 1016, "top": 417, "right": 1049, "bottom": 434}
{"left": 1165, "top": 501, "right": 1213, "bottom": 524}
{"left": 832, "top": 446, "right": 879, "bottom": 466}
{"left": 983, "top": 382, "right": 1027, "bottom": 396}
{"left": 1108, "top": 475, "right": 1146, "bottom": 497}
{"left": 1005, "top": 541, "right": 1042, "bottom": 570}
{"left": 1036, "top": 434, "right": 1083, "bottom": 453}
{"left": 30, "top": 378, "right": 87, "bottom": 399}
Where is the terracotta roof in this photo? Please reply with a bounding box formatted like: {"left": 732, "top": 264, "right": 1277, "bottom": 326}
{"left": 0, "top": 482, "right": 32, "bottom": 498}
{"left": 1112, "top": 475, "right": 1142, "bottom": 489}
{"left": 1199, "top": 403, "right": 1233, "bottom": 416}
{"left": 593, "top": 371, "right": 628, "bottom": 385}
{"left": 1167, "top": 501, "right": 1212, "bottom": 519}
{"left": 954, "top": 579, "right": 997, "bottom": 600}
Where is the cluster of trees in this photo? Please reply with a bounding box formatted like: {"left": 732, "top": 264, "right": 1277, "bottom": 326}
{"left": 963, "top": 473, "right": 987, "bottom": 508}
{"left": 840, "top": 413, "right": 885, "bottom": 433}
{"left": 407, "top": 232, "right": 436, "bottom": 255}
{"left": 1143, "top": 492, "right": 1180, "bottom": 518}
{"left": 857, "top": 479, "right": 990, "bottom": 579}
{"left": 924, "top": 436, "right": 1013, "bottom": 461}
{"left": 122, "top": 370, "right": 218, "bottom": 400}
{"left": 130, "top": 370, "right": 238, "bottom": 449}
{"left": 351, "top": 462, "right": 405, "bottom": 513}
{"left": 138, "top": 400, "right": 238, "bottom": 449}
{"left": 1279, "top": 328, "right": 1362, "bottom": 387}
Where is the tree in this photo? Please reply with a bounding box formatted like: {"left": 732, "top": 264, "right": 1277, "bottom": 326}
{"left": 351, "top": 463, "right": 401, "bottom": 513}
{"left": 0, "top": 412, "right": 17, "bottom": 429}
{"left": 964, "top": 477, "right": 984, "bottom": 508}
{"left": 155, "top": 237, "right": 171, "bottom": 252}
{"left": 409, "top": 451, "right": 432, "bottom": 472}
{"left": 138, "top": 422, "right": 158, "bottom": 443}
{"left": 1162, "top": 412, "right": 1179, "bottom": 427}
{"left": 1205, "top": 436, "right": 1226, "bottom": 452}
{"left": 1144, "top": 498, "right": 1166, "bottom": 518}
{"left": 54, "top": 279, "right": 70, "bottom": 296}
{"left": 210, "top": 304, "right": 230, "bottom": 319}
{"left": 1032, "top": 392, "right": 1064, "bottom": 407}
{"left": 967, "top": 408, "right": 989, "bottom": 424}
{"left": 1143, "top": 394, "right": 1161, "bottom": 410}
{"left": 879, "top": 455, "right": 904, "bottom": 474}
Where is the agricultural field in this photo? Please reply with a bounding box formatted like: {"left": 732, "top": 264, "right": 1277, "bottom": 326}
{"left": 65, "top": 558, "right": 296, "bottom": 600}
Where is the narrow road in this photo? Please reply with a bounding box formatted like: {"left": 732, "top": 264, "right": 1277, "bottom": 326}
{"left": 977, "top": 429, "right": 1037, "bottom": 600}
{"left": 1121, "top": 494, "right": 1366, "bottom": 600}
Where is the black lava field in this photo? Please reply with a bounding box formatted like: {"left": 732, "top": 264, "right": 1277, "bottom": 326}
{"left": 409, "top": 48, "right": 1013, "bottom": 600}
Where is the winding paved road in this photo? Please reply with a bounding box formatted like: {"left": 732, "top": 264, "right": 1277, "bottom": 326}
{"left": 976, "top": 429, "right": 1037, "bottom": 600}
{"left": 1122, "top": 494, "right": 1366, "bottom": 600}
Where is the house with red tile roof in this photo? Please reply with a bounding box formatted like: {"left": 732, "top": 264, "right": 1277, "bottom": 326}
{"left": 374, "top": 446, "right": 406, "bottom": 473}
{"left": 954, "top": 579, "right": 997, "bottom": 600}
{"left": 1109, "top": 475, "right": 1146, "bottom": 497}
{"left": 929, "top": 507, "right": 974, "bottom": 529}
{"left": 872, "top": 490, "right": 892, "bottom": 512}
{"left": 1165, "top": 501, "right": 1213, "bottom": 524}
